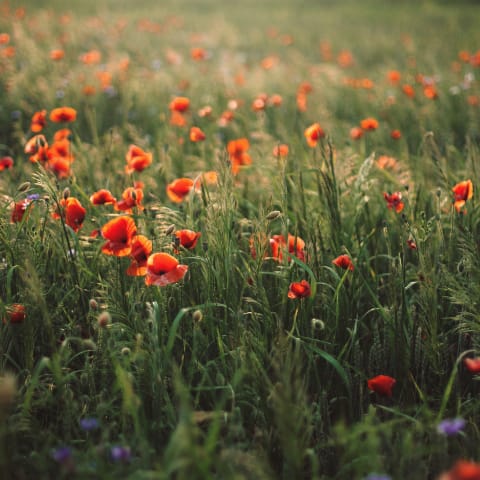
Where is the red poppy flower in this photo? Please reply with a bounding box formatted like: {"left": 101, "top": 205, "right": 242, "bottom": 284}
{"left": 49, "top": 107, "right": 77, "bottom": 123}
{"left": 189, "top": 126, "right": 206, "bottom": 142}
{"left": 332, "top": 254, "right": 354, "bottom": 271}
{"left": 11, "top": 199, "right": 32, "bottom": 223}
{"left": 367, "top": 375, "right": 396, "bottom": 397}
{"left": 441, "top": 460, "right": 480, "bottom": 480}
{"left": 377, "top": 156, "right": 397, "bottom": 170}
{"left": 288, "top": 280, "right": 311, "bottom": 299}
{"left": 464, "top": 357, "right": 480, "bottom": 374}
{"left": 166, "top": 178, "right": 194, "bottom": 203}
{"left": 350, "top": 127, "right": 363, "bottom": 140}
{"left": 191, "top": 47, "right": 207, "bottom": 61}
{"left": 125, "top": 144, "right": 152, "bottom": 174}
{"left": 269, "top": 234, "right": 306, "bottom": 262}
{"left": 273, "top": 144, "right": 289, "bottom": 157}
{"left": 227, "top": 138, "right": 252, "bottom": 175}
{"left": 360, "top": 117, "right": 379, "bottom": 131}
{"left": 407, "top": 238, "right": 417, "bottom": 250}
{"left": 53, "top": 129, "right": 72, "bottom": 142}
{"left": 126, "top": 235, "right": 152, "bottom": 276}
{"left": 390, "top": 129, "right": 402, "bottom": 140}
{"left": 90, "top": 189, "right": 116, "bottom": 205}
{"left": 115, "top": 186, "right": 144, "bottom": 213}
{"left": 304, "top": 123, "right": 325, "bottom": 147}
{"left": 387, "top": 70, "right": 401, "bottom": 85}
{"left": 169, "top": 97, "right": 190, "bottom": 113}
{"left": 384, "top": 192, "right": 405, "bottom": 213}
{"left": 80, "top": 49, "right": 101, "bottom": 65}
{"left": 174, "top": 229, "right": 201, "bottom": 251}
{"left": 101, "top": 216, "right": 137, "bottom": 256}
{"left": 452, "top": 180, "right": 473, "bottom": 213}
{"left": 30, "top": 110, "right": 47, "bottom": 132}
{"left": 145, "top": 252, "right": 188, "bottom": 286}
{"left": 47, "top": 157, "right": 72, "bottom": 179}
{"left": 402, "top": 84, "right": 415, "bottom": 98}
{"left": 193, "top": 171, "right": 218, "bottom": 192}
{"left": 63, "top": 197, "right": 86, "bottom": 232}
{"left": 0, "top": 33, "right": 10, "bottom": 45}
{"left": 4, "top": 304, "right": 26, "bottom": 324}
{"left": 50, "top": 49, "right": 65, "bottom": 61}
{"left": 0, "top": 156, "right": 13, "bottom": 170}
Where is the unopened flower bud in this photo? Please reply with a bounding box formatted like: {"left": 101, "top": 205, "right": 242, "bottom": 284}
{"left": 62, "top": 187, "right": 70, "bottom": 200}
{"left": 192, "top": 310, "right": 203, "bottom": 323}
{"left": 89, "top": 298, "right": 98, "bottom": 310}
{"left": 165, "top": 224, "right": 175, "bottom": 236}
{"left": 266, "top": 210, "right": 281, "bottom": 221}
{"left": 97, "top": 311, "right": 111, "bottom": 328}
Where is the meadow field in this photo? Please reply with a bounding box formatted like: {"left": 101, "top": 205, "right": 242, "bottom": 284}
{"left": 1, "top": 0, "right": 480, "bottom": 478}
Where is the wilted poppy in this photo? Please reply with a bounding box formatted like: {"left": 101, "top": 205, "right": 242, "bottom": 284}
{"left": 145, "top": 252, "right": 188, "bottom": 286}
{"left": 24, "top": 134, "right": 48, "bottom": 163}
{"left": 367, "top": 375, "right": 396, "bottom": 397}
{"left": 101, "top": 216, "right": 137, "bottom": 256}
{"left": 126, "top": 235, "right": 152, "bottom": 276}
{"left": 50, "top": 107, "right": 77, "bottom": 123}
{"left": 125, "top": 144, "right": 152, "bottom": 174}
{"left": 174, "top": 229, "right": 201, "bottom": 251}
{"left": 304, "top": 123, "right": 325, "bottom": 147}
{"left": 189, "top": 126, "right": 206, "bottom": 142}
{"left": 288, "top": 280, "right": 311, "bottom": 299}
{"left": 452, "top": 180, "right": 473, "bottom": 213}
{"left": 30, "top": 110, "right": 47, "bottom": 132}
{"left": 227, "top": 138, "right": 252, "bottom": 175}
{"left": 4, "top": 304, "right": 26, "bottom": 324}
{"left": 464, "top": 357, "right": 480, "bottom": 374}
{"left": 115, "top": 186, "right": 144, "bottom": 213}
{"left": 0, "top": 156, "right": 13, "bottom": 170}
{"left": 383, "top": 192, "right": 404, "bottom": 213}
{"left": 269, "top": 234, "right": 306, "bottom": 262}
{"left": 90, "top": 189, "right": 116, "bottom": 205}
{"left": 166, "top": 178, "right": 194, "bottom": 203}
{"left": 11, "top": 199, "right": 32, "bottom": 223}
{"left": 332, "top": 254, "right": 354, "bottom": 271}
{"left": 360, "top": 117, "right": 379, "bottom": 131}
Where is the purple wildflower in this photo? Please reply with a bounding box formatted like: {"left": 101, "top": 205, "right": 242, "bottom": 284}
{"left": 110, "top": 445, "right": 131, "bottom": 463}
{"left": 436, "top": 417, "right": 466, "bottom": 436}
{"left": 52, "top": 446, "right": 72, "bottom": 463}
{"left": 80, "top": 417, "right": 100, "bottom": 431}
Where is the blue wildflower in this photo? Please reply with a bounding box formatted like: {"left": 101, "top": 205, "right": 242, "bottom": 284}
{"left": 52, "top": 446, "right": 72, "bottom": 463}
{"left": 110, "top": 445, "right": 131, "bottom": 463}
{"left": 436, "top": 417, "right": 466, "bottom": 436}
{"left": 80, "top": 417, "right": 100, "bottom": 431}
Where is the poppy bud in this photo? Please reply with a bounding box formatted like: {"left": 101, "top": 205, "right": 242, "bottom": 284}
{"left": 89, "top": 298, "right": 98, "bottom": 310}
{"left": 97, "top": 311, "right": 111, "bottom": 328}
{"left": 193, "top": 310, "right": 203, "bottom": 322}
{"left": 266, "top": 210, "right": 281, "bottom": 221}
{"left": 121, "top": 347, "right": 131, "bottom": 356}
{"left": 62, "top": 187, "right": 70, "bottom": 200}
{"left": 165, "top": 224, "right": 175, "bottom": 236}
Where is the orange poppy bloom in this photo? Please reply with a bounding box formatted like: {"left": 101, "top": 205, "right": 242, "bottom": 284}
{"left": 53, "top": 129, "right": 72, "bottom": 142}
{"left": 90, "top": 189, "right": 116, "bottom": 205}
{"left": 48, "top": 138, "right": 74, "bottom": 162}
{"left": 288, "top": 280, "right": 311, "bottom": 299}
{"left": 115, "top": 186, "right": 144, "bottom": 213}
{"left": 198, "top": 105, "right": 213, "bottom": 117}
{"left": 402, "top": 84, "right": 415, "bottom": 98}
{"left": 367, "top": 375, "right": 396, "bottom": 397}
{"left": 1, "top": 46, "right": 15, "bottom": 58}
{"left": 349, "top": 127, "right": 363, "bottom": 140}
{"left": 252, "top": 97, "right": 266, "bottom": 112}
{"left": 174, "top": 229, "right": 201, "bottom": 251}
{"left": 390, "top": 129, "right": 402, "bottom": 140}
{"left": 189, "top": 126, "right": 206, "bottom": 142}
{"left": 304, "top": 123, "right": 325, "bottom": 147}
{"left": 80, "top": 49, "right": 101, "bottom": 65}
{"left": 423, "top": 84, "right": 438, "bottom": 100}
{"left": 360, "top": 117, "right": 378, "bottom": 131}
{"left": 50, "top": 49, "right": 65, "bottom": 61}
{"left": 0, "top": 156, "right": 13, "bottom": 170}
{"left": 440, "top": 459, "right": 480, "bottom": 480}
{"left": 169, "top": 110, "right": 187, "bottom": 127}
{"left": 273, "top": 144, "right": 289, "bottom": 157}
{"left": 191, "top": 47, "right": 207, "bottom": 61}
{"left": 54, "top": 197, "right": 85, "bottom": 232}
{"left": 47, "top": 156, "right": 72, "bottom": 179}
{"left": 193, "top": 171, "right": 218, "bottom": 192}
{"left": 452, "top": 180, "right": 473, "bottom": 213}
{"left": 4, "top": 304, "right": 26, "bottom": 324}
{"left": 101, "top": 216, "right": 137, "bottom": 256}
{"left": 269, "top": 234, "right": 306, "bottom": 262}
{"left": 145, "top": 252, "right": 188, "bottom": 286}
{"left": 227, "top": 138, "right": 252, "bottom": 175}
{"left": 169, "top": 96, "right": 190, "bottom": 113}
{"left": 30, "top": 110, "right": 47, "bottom": 132}
{"left": 337, "top": 50, "right": 354, "bottom": 68}
{"left": 377, "top": 156, "right": 397, "bottom": 170}
{"left": 269, "top": 94, "right": 283, "bottom": 107}
{"left": 0, "top": 33, "right": 10, "bottom": 45}
{"left": 464, "top": 357, "right": 480, "bottom": 374}
{"left": 332, "top": 254, "right": 354, "bottom": 271}
{"left": 11, "top": 199, "right": 31, "bottom": 223}
{"left": 49, "top": 107, "right": 77, "bottom": 123}
{"left": 387, "top": 70, "right": 401, "bottom": 85}
{"left": 125, "top": 144, "right": 152, "bottom": 174}
{"left": 384, "top": 192, "right": 404, "bottom": 213}
{"left": 126, "top": 235, "right": 152, "bottom": 276}
{"left": 166, "top": 178, "right": 194, "bottom": 203}
{"left": 82, "top": 85, "right": 96, "bottom": 96}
